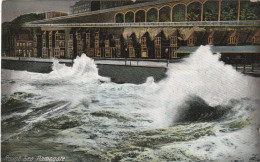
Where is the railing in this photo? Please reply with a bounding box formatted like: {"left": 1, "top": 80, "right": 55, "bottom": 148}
{"left": 1, "top": 56, "right": 182, "bottom": 68}
{"left": 24, "top": 20, "right": 260, "bottom": 28}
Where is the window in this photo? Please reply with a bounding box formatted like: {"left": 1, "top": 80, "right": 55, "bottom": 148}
{"left": 128, "top": 40, "right": 133, "bottom": 46}
{"left": 77, "top": 34, "right": 81, "bottom": 40}
{"left": 189, "top": 38, "right": 194, "bottom": 45}
{"left": 116, "top": 40, "right": 120, "bottom": 46}
{"left": 253, "top": 36, "right": 259, "bottom": 44}
{"left": 17, "top": 43, "right": 19, "bottom": 46}
{"left": 156, "top": 37, "right": 161, "bottom": 45}
{"left": 59, "top": 41, "right": 65, "bottom": 47}
{"left": 141, "top": 37, "right": 146, "bottom": 46}
{"left": 230, "top": 37, "right": 237, "bottom": 44}
{"left": 69, "top": 48, "right": 73, "bottom": 56}
{"left": 42, "top": 48, "right": 47, "bottom": 55}
{"left": 208, "top": 37, "right": 213, "bottom": 44}
{"left": 86, "top": 34, "right": 90, "bottom": 39}
{"left": 69, "top": 34, "right": 73, "bottom": 39}
{"left": 172, "top": 36, "right": 177, "bottom": 44}
{"left": 28, "top": 50, "right": 32, "bottom": 57}
{"left": 55, "top": 49, "right": 60, "bottom": 55}
{"left": 129, "top": 47, "right": 135, "bottom": 57}
{"left": 61, "top": 50, "right": 65, "bottom": 57}
{"left": 95, "top": 40, "right": 99, "bottom": 47}
{"left": 105, "top": 40, "right": 109, "bottom": 47}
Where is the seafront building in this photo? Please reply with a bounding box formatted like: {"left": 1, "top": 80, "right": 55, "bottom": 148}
{"left": 8, "top": 0, "right": 260, "bottom": 63}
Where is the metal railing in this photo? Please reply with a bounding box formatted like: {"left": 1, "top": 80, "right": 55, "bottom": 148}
{"left": 24, "top": 20, "right": 260, "bottom": 28}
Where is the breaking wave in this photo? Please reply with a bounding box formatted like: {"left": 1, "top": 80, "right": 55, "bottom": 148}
{"left": 151, "top": 45, "right": 259, "bottom": 127}
{"left": 1, "top": 46, "right": 259, "bottom": 161}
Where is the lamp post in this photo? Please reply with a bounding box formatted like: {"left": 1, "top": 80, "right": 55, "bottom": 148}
{"left": 165, "top": 48, "right": 169, "bottom": 67}
{"left": 125, "top": 47, "right": 127, "bottom": 66}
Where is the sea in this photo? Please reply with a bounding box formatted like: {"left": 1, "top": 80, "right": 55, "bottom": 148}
{"left": 1, "top": 46, "right": 260, "bottom": 161}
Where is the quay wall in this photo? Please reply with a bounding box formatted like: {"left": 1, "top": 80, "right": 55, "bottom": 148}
{"left": 1, "top": 59, "right": 167, "bottom": 84}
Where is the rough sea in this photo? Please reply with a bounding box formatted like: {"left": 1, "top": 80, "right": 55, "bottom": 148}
{"left": 1, "top": 46, "right": 260, "bottom": 161}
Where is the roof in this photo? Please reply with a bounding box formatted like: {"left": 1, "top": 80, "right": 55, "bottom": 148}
{"left": 223, "top": 30, "right": 235, "bottom": 43}
{"left": 208, "top": 30, "right": 227, "bottom": 45}
{"left": 169, "top": 29, "right": 183, "bottom": 40}
{"left": 169, "top": 29, "right": 179, "bottom": 37}
{"left": 28, "top": 0, "right": 166, "bottom": 25}
{"left": 226, "top": 30, "right": 251, "bottom": 44}
{"left": 155, "top": 30, "right": 164, "bottom": 37}
{"left": 186, "top": 30, "right": 206, "bottom": 45}
{"left": 71, "top": 0, "right": 90, "bottom": 8}
{"left": 201, "top": 31, "right": 210, "bottom": 45}
{"left": 141, "top": 31, "right": 150, "bottom": 38}
{"left": 128, "top": 32, "right": 136, "bottom": 39}
{"left": 175, "top": 45, "right": 260, "bottom": 54}
{"left": 16, "top": 32, "right": 33, "bottom": 40}
{"left": 182, "top": 30, "right": 194, "bottom": 40}
{"left": 247, "top": 28, "right": 260, "bottom": 43}
{"left": 238, "top": 30, "right": 251, "bottom": 44}
{"left": 55, "top": 30, "right": 65, "bottom": 34}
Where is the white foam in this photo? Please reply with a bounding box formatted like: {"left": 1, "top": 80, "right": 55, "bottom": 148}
{"left": 150, "top": 45, "right": 260, "bottom": 127}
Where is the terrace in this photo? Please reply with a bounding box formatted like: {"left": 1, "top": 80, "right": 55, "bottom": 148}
{"left": 24, "top": 20, "right": 260, "bottom": 28}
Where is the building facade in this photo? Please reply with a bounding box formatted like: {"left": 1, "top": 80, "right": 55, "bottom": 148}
{"left": 9, "top": 0, "right": 260, "bottom": 61}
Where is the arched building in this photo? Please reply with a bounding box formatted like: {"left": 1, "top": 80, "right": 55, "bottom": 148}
{"left": 12, "top": 0, "right": 260, "bottom": 61}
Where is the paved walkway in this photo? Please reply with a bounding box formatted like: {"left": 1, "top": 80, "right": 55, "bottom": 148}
{"left": 2, "top": 57, "right": 260, "bottom": 76}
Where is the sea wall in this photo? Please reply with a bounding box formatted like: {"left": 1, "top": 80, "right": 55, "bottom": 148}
{"left": 1, "top": 59, "right": 167, "bottom": 84}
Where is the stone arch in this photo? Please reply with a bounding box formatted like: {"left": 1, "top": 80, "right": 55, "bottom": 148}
{"left": 115, "top": 13, "right": 124, "bottom": 23}
{"left": 125, "top": 11, "right": 134, "bottom": 23}
{"left": 147, "top": 8, "right": 158, "bottom": 22}
{"left": 187, "top": 1, "right": 202, "bottom": 21}
{"left": 203, "top": 1, "right": 219, "bottom": 21}
{"left": 172, "top": 4, "right": 186, "bottom": 22}
{"left": 135, "top": 10, "right": 146, "bottom": 22}
{"left": 159, "top": 6, "right": 171, "bottom": 22}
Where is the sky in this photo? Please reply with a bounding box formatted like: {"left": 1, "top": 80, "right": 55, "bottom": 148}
{"left": 1, "top": 0, "right": 77, "bottom": 23}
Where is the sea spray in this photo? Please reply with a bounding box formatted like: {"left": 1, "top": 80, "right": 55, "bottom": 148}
{"left": 49, "top": 54, "right": 110, "bottom": 83}
{"left": 150, "top": 45, "right": 259, "bottom": 127}
{"left": 1, "top": 47, "right": 259, "bottom": 161}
